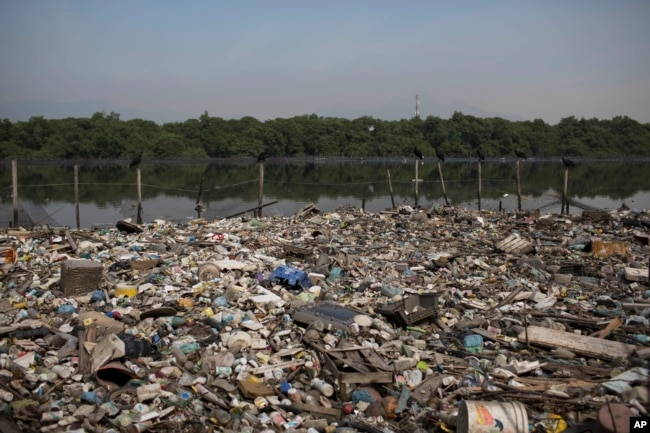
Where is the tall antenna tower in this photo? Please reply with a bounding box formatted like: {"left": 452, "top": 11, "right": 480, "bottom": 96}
{"left": 415, "top": 94, "right": 420, "bottom": 119}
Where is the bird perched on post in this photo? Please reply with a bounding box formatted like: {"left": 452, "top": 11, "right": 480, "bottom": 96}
{"left": 514, "top": 149, "right": 527, "bottom": 160}
{"left": 435, "top": 148, "right": 445, "bottom": 163}
{"left": 413, "top": 147, "right": 423, "bottom": 160}
{"left": 562, "top": 157, "right": 577, "bottom": 168}
{"left": 129, "top": 152, "right": 143, "bottom": 169}
{"left": 257, "top": 151, "right": 269, "bottom": 163}
{"left": 476, "top": 147, "right": 485, "bottom": 162}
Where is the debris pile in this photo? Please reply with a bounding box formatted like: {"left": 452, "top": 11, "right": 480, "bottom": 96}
{"left": 0, "top": 203, "right": 649, "bottom": 433}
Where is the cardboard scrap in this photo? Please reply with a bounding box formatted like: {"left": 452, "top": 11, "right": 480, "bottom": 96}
{"left": 90, "top": 333, "right": 125, "bottom": 372}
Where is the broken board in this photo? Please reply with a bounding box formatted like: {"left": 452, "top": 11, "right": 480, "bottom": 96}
{"left": 518, "top": 325, "right": 636, "bottom": 361}
{"left": 496, "top": 233, "right": 534, "bottom": 255}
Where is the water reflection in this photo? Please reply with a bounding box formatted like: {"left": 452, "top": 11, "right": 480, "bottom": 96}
{"left": 1, "top": 159, "right": 648, "bottom": 228}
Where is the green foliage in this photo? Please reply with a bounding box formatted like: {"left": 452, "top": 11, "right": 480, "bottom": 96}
{"left": 0, "top": 111, "right": 648, "bottom": 161}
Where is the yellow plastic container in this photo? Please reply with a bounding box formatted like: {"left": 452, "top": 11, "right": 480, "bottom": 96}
{"left": 115, "top": 284, "right": 137, "bottom": 298}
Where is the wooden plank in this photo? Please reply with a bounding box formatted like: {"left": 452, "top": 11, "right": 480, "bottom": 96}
{"left": 322, "top": 353, "right": 391, "bottom": 386}
{"left": 280, "top": 402, "right": 340, "bottom": 418}
{"left": 514, "top": 376, "right": 599, "bottom": 390}
{"left": 360, "top": 349, "right": 392, "bottom": 371}
{"left": 341, "top": 348, "right": 370, "bottom": 372}
{"left": 496, "top": 234, "right": 534, "bottom": 254}
{"left": 247, "top": 359, "right": 305, "bottom": 375}
{"left": 517, "top": 325, "right": 636, "bottom": 360}
{"left": 582, "top": 210, "right": 610, "bottom": 223}
{"left": 320, "top": 348, "right": 371, "bottom": 373}
{"left": 471, "top": 327, "right": 517, "bottom": 344}
{"left": 595, "top": 318, "right": 623, "bottom": 339}
{"left": 336, "top": 371, "right": 393, "bottom": 384}
{"left": 635, "top": 347, "right": 650, "bottom": 359}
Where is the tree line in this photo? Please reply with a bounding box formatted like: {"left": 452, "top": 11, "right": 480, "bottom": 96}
{"left": 1, "top": 110, "right": 648, "bottom": 161}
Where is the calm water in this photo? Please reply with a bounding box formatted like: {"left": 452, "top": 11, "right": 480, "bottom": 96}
{"left": 1, "top": 158, "right": 649, "bottom": 228}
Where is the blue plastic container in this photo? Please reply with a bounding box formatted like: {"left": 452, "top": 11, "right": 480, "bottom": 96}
{"left": 270, "top": 265, "right": 312, "bottom": 289}
{"left": 463, "top": 334, "right": 484, "bottom": 353}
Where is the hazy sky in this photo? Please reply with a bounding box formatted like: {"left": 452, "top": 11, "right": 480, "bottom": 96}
{"left": 1, "top": 1, "right": 648, "bottom": 124}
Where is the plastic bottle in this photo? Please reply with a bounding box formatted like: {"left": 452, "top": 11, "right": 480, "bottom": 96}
{"left": 57, "top": 304, "right": 76, "bottom": 314}
{"left": 170, "top": 347, "right": 188, "bottom": 365}
{"left": 179, "top": 342, "right": 201, "bottom": 354}
{"left": 311, "top": 378, "right": 334, "bottom": 397}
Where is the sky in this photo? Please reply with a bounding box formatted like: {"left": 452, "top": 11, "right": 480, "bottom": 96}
{"left": 1, "top": 0, "right": 649, "bottom": 124}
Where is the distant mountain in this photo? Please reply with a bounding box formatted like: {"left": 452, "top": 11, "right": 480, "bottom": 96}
{"left": 0, "top": 99, "right": 195, "bottom": 124}
{"left": 318, "top": 94, "right": 524, "bottom": 122}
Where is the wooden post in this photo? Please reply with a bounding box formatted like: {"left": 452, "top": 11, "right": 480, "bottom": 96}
{"left": 258, "top": 162, "right": 264, "bottom": 218}
{"left": 73, "top": 165, "right": 80, "bottom": 229}
{"left": 196, "top": 176, "right": 205, "bottom": 218}
{"left": 516, "top": 160, "right": 522, "bottom": 212}
{"left": 78, "top": 329, "right": 87, "bottom": 375}
{"left": 414, "top": 160, "right": 419, "bottom": 207}
{"left": 560, "top": 167, "right": 569, "bottom": 214}
{"left": 12, "top": 160, "right": 18, "bottom": 228}
{"left": 438, "top": 161, "right": 449, "bottom": 206}
{"left": 477, "top": 161, "right": 482, "bottom": 211}
{"left": 387, "top": 169, "right": 395, "bottom": 209}
{"left": 136, "top": 168, "right": 142, "bottom": 224}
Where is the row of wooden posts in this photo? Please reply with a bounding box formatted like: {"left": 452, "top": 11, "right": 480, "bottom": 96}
{"left": 10, "top": 161, "right": 124, "bottom": 230}
{"left": 8, "top": 159, "right": 573, "bottom": 228}
{"left": 408, "top": 159, "right": 573, "bottom": 214}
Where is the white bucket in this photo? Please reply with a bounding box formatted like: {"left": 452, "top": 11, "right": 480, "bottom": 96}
{"left": 457, "top": 400, "right": 528, "bottom": 433}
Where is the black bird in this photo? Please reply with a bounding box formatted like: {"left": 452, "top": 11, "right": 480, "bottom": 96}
{"left": 562, "top": 156, "right": 577, "bottom": 168}
{"left": 129, "top": 152, "right": 143, "bottom": 169}
{"left": 435, "top": 148, "right": 445, "bottom": 163}
{"left": 476, "top": 147, "right": 485, "bottom": 162}
{"left": 257, "top": 152, "right": 269, "bottom": 163}
{"left": 413, "top": 147, "right": 423, "bottom": 160}
{"left": 514, "top": 149, "right": 527, "bottom": 160}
